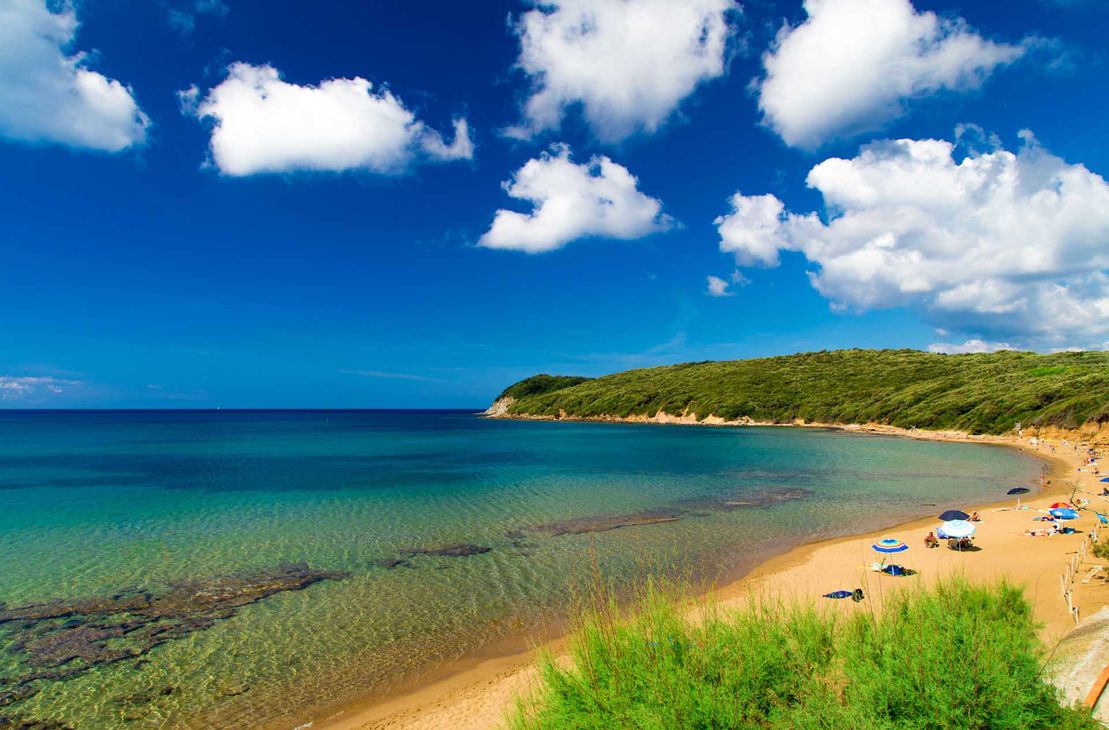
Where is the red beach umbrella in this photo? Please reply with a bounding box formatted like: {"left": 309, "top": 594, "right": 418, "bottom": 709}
{"left": 1050, "top": 502, "right": 1075, "bottom": 510}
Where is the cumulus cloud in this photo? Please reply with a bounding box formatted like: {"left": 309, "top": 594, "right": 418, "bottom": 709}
{"left": 508, "top": 0, "right": 736, "bottom": 143}
{"left": 715, "top": 130, "right": 1109, "bottom": 350}
{"left": 186, "top": 63, "right": 473, "bottom": 176}
{"left": 0, "top": 0, "right": 148, "bottom": 151}
{"left": 0, "top": 376, "right": 83, "bottom": 401}
{"left": 480, "top": 144, "right": 672, "bottom": 253}
{"left": 756, "top": 0, "right": 1024, "bottom": 149}
{"left": 927, "top": 339, "right": 1015, "bottom": 355}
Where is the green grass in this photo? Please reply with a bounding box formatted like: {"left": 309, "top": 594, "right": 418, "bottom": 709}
{"left": 497, "top": 349, "right": 1109, "bottom": 434}
{"left": 510, "top": 580, "right": 1096, "bottom": 730}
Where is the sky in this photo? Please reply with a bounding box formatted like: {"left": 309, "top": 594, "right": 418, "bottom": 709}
{"left": 0, "top": 0, "right": 1107, "bottom": 408}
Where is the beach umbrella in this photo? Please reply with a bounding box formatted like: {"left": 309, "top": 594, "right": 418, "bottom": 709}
{"left": 940, "top": 520, "right": 976, "bottom": 539}
{"left": 939, "top": 509, "right": 970, "bottom": 521}
{"left": 1100, "top": 477, "right": 1109, "bottom": 483}
{"left": 872, "top": 538, "right": 909, "bottom": 553}
{"left": 1050, "top": 508, "right": 1079, "bottom": 520}
{"left": 1050, "top": 502, "right": 1075, "bottom": 510}
{"left": 1007, "top": 486, "right": 1032, "bottom": 509}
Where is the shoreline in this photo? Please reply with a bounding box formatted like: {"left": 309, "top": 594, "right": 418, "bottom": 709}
{"left": 314, "top": 423, "right": 1105, "bottom": 730}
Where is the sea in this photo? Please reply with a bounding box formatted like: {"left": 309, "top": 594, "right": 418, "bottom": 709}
{"left": 0, "top": 410, "right": 1043, "bottom": 728}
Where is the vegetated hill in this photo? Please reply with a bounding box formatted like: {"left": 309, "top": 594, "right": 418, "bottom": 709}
{"left": 497, "top": 374, "right": 593, "bottom": 400}
{"left": 494, "top": 349, "right": 1109, "bottom": 435}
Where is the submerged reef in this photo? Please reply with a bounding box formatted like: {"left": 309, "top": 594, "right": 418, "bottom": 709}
{"left": 529, "top": 511, "right": 683, "bottom": 536}
{"left": 526, "top": 487, "right": 814, "bottom": 536}
{"left": 403, "top": 543, "right": 493, "bottom": 557}
{"left": 0, "top": 563, "right": 347, "bottom": 707}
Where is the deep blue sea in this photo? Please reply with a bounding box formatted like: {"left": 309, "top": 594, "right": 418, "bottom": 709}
{"left": 0, "top": 410, "right": 1043, "bottom": 728}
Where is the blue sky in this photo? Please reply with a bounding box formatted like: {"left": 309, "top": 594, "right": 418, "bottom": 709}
{"left": 1, "top": 0, "right": 1107, "bottom": 408}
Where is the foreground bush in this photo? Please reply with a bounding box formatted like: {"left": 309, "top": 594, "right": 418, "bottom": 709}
{"left": 510, "top": 580, "right": 1096, "bottom": 729}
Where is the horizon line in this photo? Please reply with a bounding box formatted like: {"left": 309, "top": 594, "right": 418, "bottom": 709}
{"left": 0, "top": 407, "right": 486, "bottom": 413}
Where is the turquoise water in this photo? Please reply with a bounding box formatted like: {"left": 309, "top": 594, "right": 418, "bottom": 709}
{"left": 0, "top": 410, "right": 1042, "bottom": 728}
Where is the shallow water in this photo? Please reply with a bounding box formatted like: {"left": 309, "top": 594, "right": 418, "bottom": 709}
{"left": 0, "top": 410, "right": 1042, "bottom": 728}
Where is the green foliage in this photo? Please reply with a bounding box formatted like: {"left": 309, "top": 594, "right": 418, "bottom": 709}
{"left": 1093, "top": 538, "right": 1109, "bottom": 560}
{"left": 1028, "top": 366, "right": 1071, "bottom": 378}
{"left": 500, "top": 349, "right": 1109, "bottom": 435}
{"left": 498, "top": 374, "right": 594, "bottom": 401}
{"left": 510, "top": 580, "right": 1096, "bottom": 730}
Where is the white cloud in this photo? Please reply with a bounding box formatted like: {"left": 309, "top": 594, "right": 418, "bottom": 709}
{"left": 480, "top": 145, "right": 672, "bottom": 253}
{"left": 756, "top": 0, "right": 1024, "bottom": 149}
{"left": 716, "top": 130, "right": 1109, "bottom": 350}
{"left": 706, "top": 275, "right": 732, "bottom": 297}
{"left": 177, "top": 83, "right": 200, "bottom": 114}
{"left": 508, "top": 0, "right": 736, "bottom": 143}
{"left": 187, "top": 62, "right": 473, "bottom": 176}
{"left": 706, "top": 270, "right": 746, "bottom": 296}
{"left": 0, "top": 376, "right": 83, "bottom": 401}
{"left": 927, "top": 339, "right": 1014, "bottom": 354}
{"left": 0, "top": 0, "right": 148, "bottom": 151}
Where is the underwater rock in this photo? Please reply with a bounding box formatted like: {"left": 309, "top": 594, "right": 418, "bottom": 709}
{"left": 525, "top": 488, "right": 813, "bottom": 537}
{"left": 0, "top": 563, "right": 347, "bottom": 708}
{"left": 373, "top": 558, "right": 411, "bottom": 569}
{"left": 529, "top": 510, "right": 684, "bottom": 536}
{"left": 111, "top": 686, "right": 176, "bottom": 706}
{"left": 677, "top": 487, "right": 813, "bottom": 512}
{"left": 404, "top": 544, "right": 492, "bottom": 557}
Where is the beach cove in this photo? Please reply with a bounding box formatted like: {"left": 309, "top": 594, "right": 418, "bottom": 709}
{"left": 321, "top": 424, "right": 1109, "bottom": 730}
{"left": 0, "top": 411, "right": 1053, "bottom": 729}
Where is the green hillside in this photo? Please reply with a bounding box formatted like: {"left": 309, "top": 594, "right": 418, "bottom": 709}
{"left": 494, "top": 349, "right": 1109, "bottom": 435}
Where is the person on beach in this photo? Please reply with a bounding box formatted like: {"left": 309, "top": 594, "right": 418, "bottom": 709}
{"left": 924, "top": 531, "right": 939, "bottom": 548}
{"left": 970, "top": 511, "right": 980, "bottom": 522}
{"left": 1027, "top": 523, "right": 1061, "bottom": 537}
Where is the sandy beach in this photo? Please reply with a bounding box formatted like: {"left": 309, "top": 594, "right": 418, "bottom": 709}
{"left": 317, "top": 427, "right": 1108, "bottom": 730}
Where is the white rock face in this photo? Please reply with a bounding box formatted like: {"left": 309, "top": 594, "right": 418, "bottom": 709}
{"left": 483, "top": 397, "right": 515, "bottom": 418}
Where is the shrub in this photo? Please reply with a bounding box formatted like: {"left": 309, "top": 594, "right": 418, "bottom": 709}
{"left": 509, "top": 579, "right": 1096, "bottom": 729}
